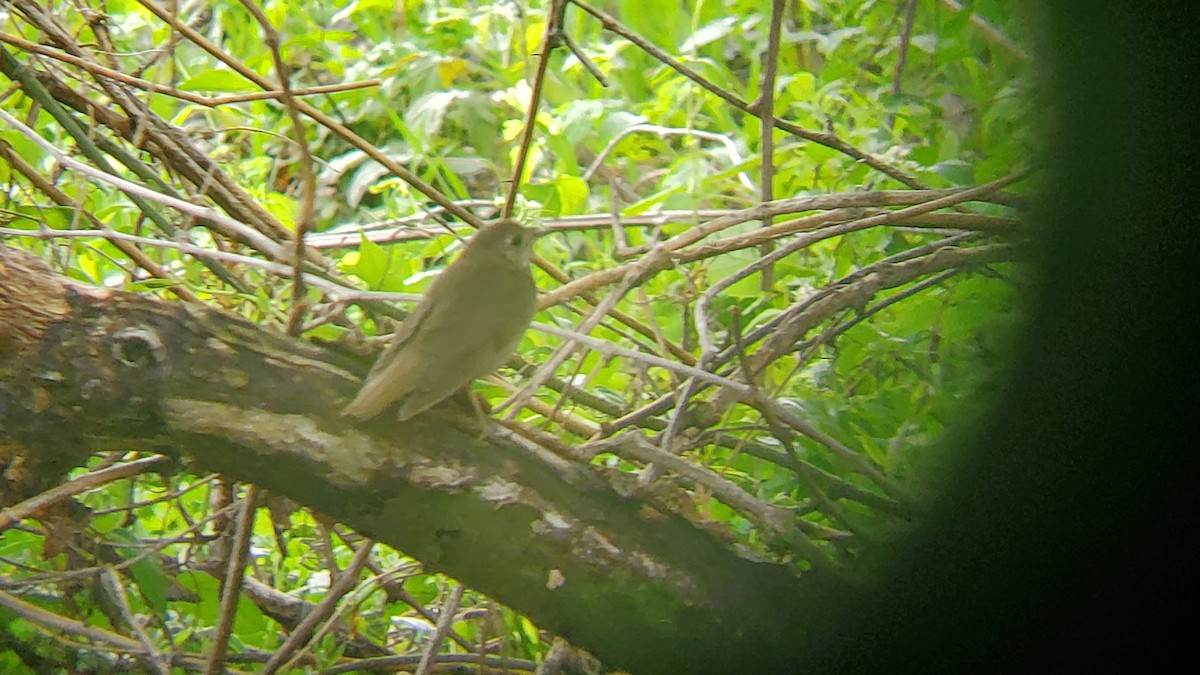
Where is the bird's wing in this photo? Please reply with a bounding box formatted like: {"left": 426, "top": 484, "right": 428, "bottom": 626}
{"left": 362, "top": 296, "right": 432, "bottom": 382}
{"left": 341, "top": 292, "right": 436, "bottom": 419}
{"left": 340, "top": 339, "right": 425, "bottom": 419}
{"left": 395, "top": 337, "right": 505, "bottom": 420}
{"left": 393, "top": 266, "right": 537, "bottom": 420}
{"left": 346, "top": 253, "right": 537, "bottom": 420}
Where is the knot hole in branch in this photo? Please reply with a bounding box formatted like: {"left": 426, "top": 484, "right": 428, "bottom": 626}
{"left": 110, "top": 327, "right": 165, "bottom": 369}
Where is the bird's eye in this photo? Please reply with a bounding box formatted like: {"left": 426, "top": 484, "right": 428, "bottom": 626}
{"left": 509, "top": 235, "right": 522, "bottom": 247}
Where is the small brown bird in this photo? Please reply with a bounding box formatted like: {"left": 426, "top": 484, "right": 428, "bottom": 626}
{"left": 342, "top": 219, "right": 539, "bottom": 421}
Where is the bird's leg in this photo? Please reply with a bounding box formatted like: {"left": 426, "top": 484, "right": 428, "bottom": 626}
{"left": 468, "top": 390, "right": 492, "bottom": 438}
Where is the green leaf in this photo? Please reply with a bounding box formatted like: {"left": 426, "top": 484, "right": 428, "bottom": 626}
{"left": 129, "top": 557, "right": 170, "bottom": 615}
{"left": 406, "top": 90, "right": 470, "bottom": 138}
{"left": 305, "top": 323, "right": 348, "bottom": 342}
{"left": 0, "top": 650, "right": 31, "bottom": 674}
{"left": 707, "top": 250, "right": 767, "bottom": 299}
{"left": 90, "top": 511, "right": 125, "bottom": 534}
{"left": 931, "top": 159, "right": 975, "bottom": 185}
{"left": 0, "top": 529, "right": 41, "bottom": 560}
{"left": 555, "top": 175, "right": 589, "bottom": 215}
{"left": 353, "top": 234, "right": 390, "bottom": 289}
{"left": 806, "top": 142, "right": 838, "bottom": 163}
{"left": 177, "top": 571, "right": 220, "bottom": 623}
{"left": 681, "top": 17, "right": 738, "bottom": 52}
{"left": 178, "top": 68, "right": 256, "bottom": 92}
{"left": 622, "top": 185, "right": 682, "bottom": 216}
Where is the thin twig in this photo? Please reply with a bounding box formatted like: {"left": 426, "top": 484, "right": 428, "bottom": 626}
{"left": 266, "top": 540, "right": 376, "bottom": 674}
{"left": 568, "top": 0, "right": 928, "bottom": 189}
{"left": 204, "top": 485, "right": 258, "bottom": 675}
{"left": 539, "top": 180, "right": 1026, "bottom": 309}
{"left": 319, "top": 653, "right": 538, "bottom": 675}
{"left": 505, "top": 0, "right": 565, "bottom": 218}
{"left": 0, "top": 45, "right": 262, "bottom": 293}
{"left": 728, "top": 309, "right": 859, "bottom": 536}
{"left": 92, "top": 473, "right": 220, "bottom": 516}
{"left": 581, "top": 124, "right": 755, "bottom": 190}
{"left": 578, "top": 434, "right": 841, "bottom": 565}
{"left": 499, "top": 264, "right": 648, "bottom": 417}
{"left": 792, "top": 269, "right": 959, "bottom": 368}
{"left": 235, "top": 0, "right": 317, "bottom": 336}
{"left": 0, "top": 227, "right": 356, "bottom": 297}
{"left": 0, "top": 455, "right": 166, "bottom": 531}
{"left": 342, "top": 534, "right": 477, "bottom": 653}
{"left": 563, "top": 37, "right": 607, "bottom": 86}
{"left": 132, "top": 0, "right": 484, "bottom": 228}
{"left": 886, "top": 0, "right": 919, "bottom": 131}
{"left": 414, "top": 583, "right": 466, "bottom": 675}
{"left": 0, "top": 588, "right": 150, "bottom": 654}
{"left": 599, "top": 240, "right": 1004, "bottom": 439}
{"left": 7, "top": 0, "right": 311, "bottom": 248}
{"left": 0, "top": 142, "right": 201, "bottom": 302}
{"left": 0, "top": 107, "right": 289, "bottom": 261}
{"left": 746, "top": 244, "right": 1015, "bottom": 375}
{"left": 102, "top": 567, "right": 171, "bottom": 675}
{"left": 0, "top": 32, "right": 379, "bottom": 107}
{"left": 0, "top": 588, "right": 255, "bottom": 673}
{"left": 528, "top": 323, "right": 753, "bottom": 397}
{"left": 936, "top": 0, "right": 1031, "bottom": 62}
{"left": 692, "top": 171, "right": 1027, "bottom": 359}
{"left": 1, "top": 502, "right": 241, "bottom": 590}
{"left": 757, "top": 0, "right": 785, "bottom": 290}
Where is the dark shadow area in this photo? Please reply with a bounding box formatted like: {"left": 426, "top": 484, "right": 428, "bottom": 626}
{"left": 781, "top": 2, "right": 1196, "bottom": 671}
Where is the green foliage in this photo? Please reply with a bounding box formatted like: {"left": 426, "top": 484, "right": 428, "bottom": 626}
{"left": 1, "top": 0, "right": 1033, "bottom": 670}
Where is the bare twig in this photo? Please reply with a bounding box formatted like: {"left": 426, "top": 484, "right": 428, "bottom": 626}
{"left": 528, "top": 323, "right": 752, "bottom": 397}
{"left": 0, "top": 108, "right": 289, "bottom": 261}
{"left": 822, "top": 271, "right": 953, "bottom": 352}
{"left": 757, "top": 0, "right": 785, "bottom": 290}
{"left": 578, "top": 434, "right": 842, "bottom": 564}
{"left": 552, "top": 3, "right": 608, "bottom": 87}
{"left": 0, "top": 227, "right": 357, "bottom": 297}
{"left": 747, "top": 243, "right": 1015, "bottom": 375}
{"left": 1, "top": 456, "right": 166, "bottom": 532}
{"left": 414, "top": 583, "right": 466, "bottom": 675}
{"left": 499, "top": 264, "right": 646, "bottom": 418}
{"left": 0, "top": 588, "right": 256, "bottom": 673}
{"left": 204, "top": 485, "right": 258, "bottom": 675}
{"left": 540, "top": 180, "right": 1026, "bottom": 309}
{"left": 0, "top": 588, "right": 150, "bottom": 655}
{"left": 693, "top": 171, "right": 1027, "bottom": 361}
{"left": 568, "top": 0, "right": 928, "bottom": 189}
{"left": 319, "top": 653, "right": 538, "bottom": 675}
{"left": 92, "top": 473, "right": 219, "bottom": 517}
{"left": 306, "top": 205, "right": 1017, "bottom": 249}
{"left": 131, "top": 0, "right": 483, "bottom": 228}
{"left": 582, "top": 124, "right": 755, "bottom": 191}
{"left": 0, "top": 32, "right": 379, "bottom": 107}
{"left": 341, "top": 534, "right": 479, "bottom": 653}
{"left": 102, "top": 567, "right": 170, "bottom": 675}
{"left": 888, "top": 0, "right": 920, "bottom": 132}
{"left": 728, "top": 309, "right": 858, "bottom": 536}
{"left": 266, "top": 540, "right": 376, "bottom": 674}
{"left": 937, "top": 0, "right": 1031, "bottom": 62}
{"left": 235, "top": 0, "right": 317, "bottom": 336}
{"left": 0, "top": 142, "right": 201, "bottom": 302}
{"left": 505, "top": 0, "right": 566, "bottom": 218}
{"left": 599, "top": 240, "right": 1004, "bottom": 443}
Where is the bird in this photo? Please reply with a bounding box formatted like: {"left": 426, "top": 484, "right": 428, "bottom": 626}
{"left": 341, "top": 219, "right": 540, "bottom": 421}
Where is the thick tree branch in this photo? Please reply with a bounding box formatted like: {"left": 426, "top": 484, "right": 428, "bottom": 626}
{"left": 0, "top": 244, "right": 835, "bottom": 675}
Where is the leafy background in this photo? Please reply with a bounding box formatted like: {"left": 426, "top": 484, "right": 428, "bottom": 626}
{"left": 1, "top": 0, "right": 1033, "bottom": 672}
